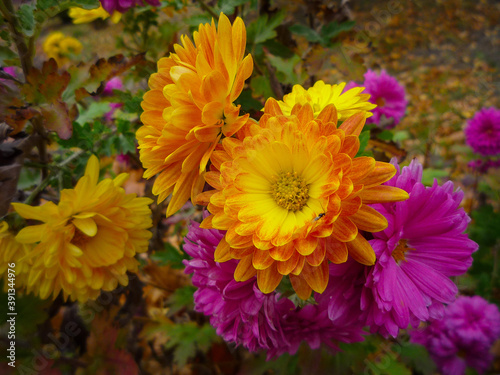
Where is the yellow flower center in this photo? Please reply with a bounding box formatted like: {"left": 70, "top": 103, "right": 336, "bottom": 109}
{"left": 392, "top": 239, "right": 414, "bottom": 264}
{"left": 71, "top": 227, "right": 91, "bottom": 248}
{"left": 270, "top": 171, "right": 309, "bottom": 211}
{"left": 375, "top": 97, "right": 386, "bottom": 107}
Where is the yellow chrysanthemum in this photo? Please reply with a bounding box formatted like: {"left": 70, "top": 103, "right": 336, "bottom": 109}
{"left": 137, "top": 13, "right": 253, "bottom": 217}
{"left": 0, "top": 222, "right": 32, "bottom": 292}
{"left": 197, "top": 98, "right": 408, "bottom": 299}
{"left": 278, "top": 80, "right": 376, "bottom": 120}
{"left": 69, "top": 6, "right": 121, "bottom": 24}
{"left": 12, "top": 155, "right": 153, "bottom": 302}
{"left": 43, "top": 32, "right": 83, "bottom": 66}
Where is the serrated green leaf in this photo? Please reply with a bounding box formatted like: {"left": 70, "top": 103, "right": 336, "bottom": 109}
{"left": 167, "top": 285, "right": 196, "bottom": 314}
{"left": 234, "top": 88, "right": 263, "bottom": 113}
{"left": 215, "top": 0, "right": 249, "bottom": 14}
{"left": 16, "top": 4, "right": 36, "bottom": 37}
{"left": 320, "top": 21, "right": 356, "bottom": 42}
{"left": 266, "top": 53, "right": 306, "bottom": 86}
{"left": 250, "top": 75, "right": 274, "bottom": 100}
{"left": 289, "top": 24, "right": 322, "bottom": 43}
{"left": 76, "top": 102, "right": 111, "bottom": 125}
{"left": 247, "top": 12, "right": 286, "bottom": 45}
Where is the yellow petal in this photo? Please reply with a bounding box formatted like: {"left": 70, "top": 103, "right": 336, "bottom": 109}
{"left": 349, "top": 204, "right": 388, "bottom": 232}
{"left": 234, "top": 254, "right": 257, "bottom": 281}
{"left": 16, "top": 226, "right": 43, "bottom": 243}
{"left": 72, "top": 217, "right": 97, "bottom": 237}
{"left": 252, "top": 248, "right": 274, "bottom": 270}
{"left": 301, "top": 261, "right": 329, "bottom": 294}
{"left": 360, "top": 185, "right": 409, "bottom": 204}
{"left": 214, "top": 236, "right": 232, "bottom": 262}
{"left": 290, "top": 274, "right": 312, "bottom": 300}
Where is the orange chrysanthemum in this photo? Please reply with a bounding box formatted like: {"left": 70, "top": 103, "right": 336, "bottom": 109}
{"left": 137, "top": 13, "right": 253, "bottom": 217}
{"left": 12, "top": 155, "right": 153, "bottom": 302}
{"left": 197, "top": 98, "right": 409, "bottom": 299}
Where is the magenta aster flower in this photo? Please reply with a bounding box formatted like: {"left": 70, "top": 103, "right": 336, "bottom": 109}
{"left": 103, "top": 77, "right": 124, "bottom": 96}
{"left": 359, "top": 159, "right": 477, "bottom": 337}
{"left": 100, "top": 0, "right": 160, "bottom": 13}
{"left": 345, "top": 70, "right": 407, "bottom": 128}
{"left": 183, "top": 218, "right": 366, "bottom": 357}
{"left": 465, "top": 107, "right": 500, "bottom": 156}
{"left": 468, "top": 158, "right": 500, "bottom": 174}
{"left": 410, "top": 296, "right": 500, "bottom": 375}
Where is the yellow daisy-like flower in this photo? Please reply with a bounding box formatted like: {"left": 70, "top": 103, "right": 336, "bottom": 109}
{"left": 12, "top": 155, "right": 153, "bottom": 302}
{"left": 0, "top": 222, "right": 32, "bottom": 292}
{"left": 69, "top": 6, "right": 121, "bottom": 24}
{"left": 197, "top": 98, "right": 408, "bottom": 299}
{"left": 137, "top": 13, "right": 253, "bottom": 217}
{"left": 43, "top": 32, "right": 83, "bottom": 66}
{"left": 278, "top": 80, "right": 377, "bottom": 120}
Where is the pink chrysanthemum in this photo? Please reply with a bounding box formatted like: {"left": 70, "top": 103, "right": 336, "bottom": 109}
{"left": 100, "top": 0, "right": 160, "bottom": 13}
{"left": 465, "top": 107, "right": 500, "bottom": 156}
{"left": 324, "top": 159, "right": 477, "bottom": 337}
{"left": 345, "top": 70, "right": 407, "bottom": 128}
{"left": 183, "top": 219, "right": 366, "bottom": 357}
{"left": 410, "top": 296, "right": 500, "bottom": 375}
{"left": 363, "top": 159, "right": 478, "bottom": 337}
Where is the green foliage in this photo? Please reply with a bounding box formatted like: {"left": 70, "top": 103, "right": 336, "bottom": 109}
{"left": 266, "top": 53, "right": 306, "bottom": 86}
{"left": 151, "top": 242, "right": 188, "bottom": 269}
{"left": 421, "top": 168, "right": 449, "bottom": 186}
{"left": 247, "top": 12, "right": 286, "bottom": 46}
{"left": 356, "top": 130, "right": 371, "bottom": 157}
{"left": 16, "top": 4, "right": 36, "bottom": 37}
{"left": 167, "top": 285, "right": 196, "bottom": 314}
{"left": 163, "top": 322, "right": 219, "bottom": 366}
{"left": 290, "top": 21, "right": 355, "bottom": 47}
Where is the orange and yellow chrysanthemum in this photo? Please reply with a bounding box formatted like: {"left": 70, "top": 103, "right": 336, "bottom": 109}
{"left": 137, "top": 13, "right": 253, "bottom": 217}
{"left": 197, "top": 98, "right": 408, "bottom": 299}
{"left": 12, "top": 155, "right": 153, "bottom": 302}
{"left": 278, "top": 80, "right": 377, "bottom": 120}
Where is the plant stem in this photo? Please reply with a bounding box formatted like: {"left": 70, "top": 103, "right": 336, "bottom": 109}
{"left": 194, "top": 0, "right": 219, "bottom": 20}
{"left": 24, "top": 174, "right": 52, "bottom": 205}
{"left": 0, "top": 0, "right": 32, "bottom": 78}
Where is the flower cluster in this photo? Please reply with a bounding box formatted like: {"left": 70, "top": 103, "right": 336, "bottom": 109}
{"left": 100, "top": 0, "right": 160, "bottom": 13}
{"left": 346, "top": 69, "right": 408, "bottom": 128}
{"left": 11, "top": 155, "right": 153, "bottom": 302}
{"left": 137, "top": 12, "right": 480, "bottom": 357}
{"left": 42, "top": 32, "right": 83, "bottom": 66}
{"left": 410, "top": 296, "right": 500, "bottom": 374}
{"left": 69, "top": 5, "right": 121, "bottom": 24}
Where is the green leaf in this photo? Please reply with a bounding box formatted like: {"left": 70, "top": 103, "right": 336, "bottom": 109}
{"left": 151, "top": 242, "right": 188, "bottom": 269}
{"left": 250, "top": 75, "right": 274, "bottom": 101}
{"left": 0, "top": 46, "right": 18, "bottom": 66}
{"left": 421, "top": 168, "right": 449, "bottom": 186}
{"left": 167, "top": 285, "right": 196, "bottom": 314}
{"left": 266, "top": 53, "right": 306, "bottom": 86}
{"left": 163, "top": 322, "right": 218, "bottom": 367}
{"left": 377, "top": 130, "right": 394, "bottom": 141}
{"left": 16, "top": 4, "right": 36, "bottom": 37}
{"left": 262, "top": 39, "right": 294, "bottom": 58}
{"left": 356, "top": 130, "right": 371, "bottom": 157}
{"left": 399, "top": 343, "right": 436, "bottom": 375}
{"left": 247, "top": 11, "right": 286, "bottom": 45}
{"left": 289, "top": 24, "right": 322, "bottom": 43}
{"left": 234, "top": 88, "right": 263, "bottom": 113}
{"left": 76, "top": 102, "right": 111, "bottom": 126}
{"left": 215, "top": 0, "right": 249, "bottom": 14}
{"left": 320, "top": 21, "right": 356, "bottom": 42}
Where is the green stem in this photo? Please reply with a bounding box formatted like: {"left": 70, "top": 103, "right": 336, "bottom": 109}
{"left": 24, "top": 174, "right": 52, "bottom": 205}
{"left": 194, "top": 0, "right": 219, "bottom": 20}
{"left": 0, "top": 0, "right": 32, "bottom": 78}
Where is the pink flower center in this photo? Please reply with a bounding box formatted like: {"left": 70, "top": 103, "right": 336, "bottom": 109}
{"left": 392, "top": 239, "right": 414, "bottom": 264}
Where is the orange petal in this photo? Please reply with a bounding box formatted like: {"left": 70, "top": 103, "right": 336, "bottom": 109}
{"left": 199, "top": 214, "right": 214, "bottom": 229}
{"left": 256, "top": 263, "right": 282, "bottom": 294}
{"left": 348, "top": 156, "right": 376, "bottom": 182}
{"left": 316, "top": 103, "right": 337, "bottom": 124}
{"left": 276, "top": 251, "right": 300, "bottom": 275}
{"left": 349, "top": 204, "right": 388, "bottom": 232}
{"left": 214, "top": 236, "right": 232, "bottom": 262}
{"left": 230, "top": 246, "right": 254, "bottom": 259}
{"left": 291, "top": 254, "right": 305, "bottom": 275}
{"left": 358, "top": 161, "right": 397, "bottom": 188}
{"left": 324, "top": 237, "right": 349, "bottom": 264}
{"left": 296, "top": 236, "right": 318, "bottom": 256}
{"left": 341, "top": 135, "right": 360, "bottom": 158}
{"left": 269, "top": 242, "right": 295, "bottom": 261}
{"left": 346, "top": 233, "right": 376, "bottom": 265}
{"left": 263, "top": 98, "right": 283, "bottom": 116}
{"left": 301, "top": 261, "right": 329, "bottom": 294}
{"left": 330, "top": 216, "right": 358, "bottom": 242}
{"left": 234, "top": 254, "right": 257, "bottom": 281}
{"left": 290, "top": 274, "right": 313, "bottom": 300}
{"left": 340, "top": 196, "right": 362, "bottom": 216}
{"left": 360, "top": 185, "right": 409, "bottom": 204}
{"left": 252, "top": 248, "right": 274, "bottom": 269}
{"left": 306, "top": 240, "right": 326, "bottom": 267}
{"left": 339, "top": 111, "right": 366, "bottom": 136}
